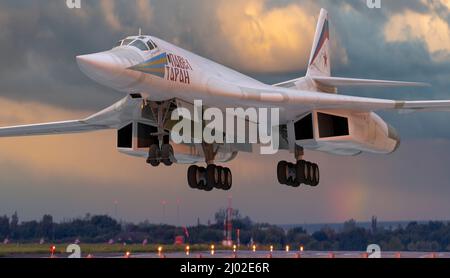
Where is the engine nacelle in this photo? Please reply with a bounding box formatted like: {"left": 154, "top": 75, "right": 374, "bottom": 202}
{"left": 116, "top": 121, "right": 238, "bottom": 163}
{"left": 288, "top": 110, "right": 400, "bottom": 156}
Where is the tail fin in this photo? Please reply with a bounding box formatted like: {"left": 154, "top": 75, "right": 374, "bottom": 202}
{"left": 307, "top": 8, "right": 330, "bottom": 77}
{"left": 274, "top": 9, "right": 429, "bottom": 92}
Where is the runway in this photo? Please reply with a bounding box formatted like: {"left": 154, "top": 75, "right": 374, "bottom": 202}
{"left": 105, "top": 250, "right": 450, "bottom": 259}
{"left": 6, "top": 250, "right": 450, "bottom": 258}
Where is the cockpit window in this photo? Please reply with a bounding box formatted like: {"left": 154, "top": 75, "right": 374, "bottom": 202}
{"left": 114, "top": 37, "right": 156, "bottom": 51}
{"left": 122, "top": 39, "right": 134, "bottom": 46}
{"left": 146, "top": 40, "right": 155, "bottom": 50}
{"left": 130, "top": 40, "right": 149, "bottom": 51}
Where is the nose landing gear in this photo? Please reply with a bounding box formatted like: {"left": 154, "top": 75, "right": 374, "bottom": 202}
{"left": 145, "top": 100, "right": 175, "bottom": 167}
{"left": 146, "top": 143, "right": 174, "bottom": 167}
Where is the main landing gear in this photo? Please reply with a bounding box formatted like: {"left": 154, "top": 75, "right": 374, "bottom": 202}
{"left": 187, "top": 165, "right": 232, "bottom": 191}
{"left": 187, "top": 143, "right": 233, "bottom": 191}
{"left": 146, "top": 100, "right": 175, "bottom": 167}
{"left": 277, "top": 146, "right": 320, "bottom": 187}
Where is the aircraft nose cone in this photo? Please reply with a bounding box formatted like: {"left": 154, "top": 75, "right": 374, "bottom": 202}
{"left": 77, "top": 53, "right": 113, "bottom": 68}
{"left": 76, "top": 52, "right": 121, "bottom": 84}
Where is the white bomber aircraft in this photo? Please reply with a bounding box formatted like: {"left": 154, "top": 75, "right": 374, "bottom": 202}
{"left": 1, "top": 9, "right": 449, "bottom": 191}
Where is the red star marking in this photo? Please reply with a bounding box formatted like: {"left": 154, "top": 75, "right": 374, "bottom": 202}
{"left": 323, "top": 53, "right": 328, "bottom": 67}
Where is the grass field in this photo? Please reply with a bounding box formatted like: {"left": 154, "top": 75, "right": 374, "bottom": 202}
{"left": 0, "top": 243, "right": 238, "bottom": 257}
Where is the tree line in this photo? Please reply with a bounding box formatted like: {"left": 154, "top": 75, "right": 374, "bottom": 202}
{"left": 0, "top": 210, "right": 449, "bottom": 252}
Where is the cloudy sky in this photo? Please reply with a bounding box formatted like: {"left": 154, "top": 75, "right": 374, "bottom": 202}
{"left": 0, "top": 0, "right": 449, "bottom": 225}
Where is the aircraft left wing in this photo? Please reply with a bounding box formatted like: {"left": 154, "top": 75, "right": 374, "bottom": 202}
{"left": 0, "top": 95, "right": 143, "bottom": 138}
{"left": 309, "top": 76, "right": 430, "bottom": 88}
{"left": 274, "top": 76, "right": 429, "bottom": 89}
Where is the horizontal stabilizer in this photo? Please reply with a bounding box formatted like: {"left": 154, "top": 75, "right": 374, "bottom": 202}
{"left": 311, "top": 76, "right": 429, "bottom": 88}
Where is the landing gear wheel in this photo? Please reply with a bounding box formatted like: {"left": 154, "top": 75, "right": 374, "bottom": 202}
{"left": 311, "top": 163, "right": 320, "bottom": 187}
{"left": 187, "top": 165, "right": 199, "bottom": 189}
{"left": 146, "top": 144, "right": 161, "bottom": 167}
{"left": 222, "top": 168, "right": 232, "bottom": 191}
{"left": 216, "top": 166, "right": 225, "bottom": 189}
{"left": 289, "top": 178, "right": 301, "bottom": 188}
{"left": 296, "top": 160, "right": 307, "bottom": 185}
{"left": 197, "top": 167, "right": 207, "bottom": 190}
{"left": 277, "top": 158, "right": 321, "bottom": 188}
{"left": 186, "top": 163, "right": 232, "bottom": 191}
{"left": 161, "top": 159, "right": 172, "bottom": 166}
{"left": 277, "top": 161, "right": 288, "bottom": 185}
{"left": 206, "top": 164, "right": 220, "bottom": 189}
{"left": 305, "top": 162, "right": 313, "bottom": 186}
{"left": 286, "top": 162, "right": 300, "bottom": 187}
{"left": 161, "top": 144, "right": 174, "bottom": 166}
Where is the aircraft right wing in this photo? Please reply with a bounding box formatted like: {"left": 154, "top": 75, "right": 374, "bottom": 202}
{"left": 0, "top": 120, "right": 108, "bottom": 137}
{"left": 0, "top": 95, "right": 143, "bottom": 138}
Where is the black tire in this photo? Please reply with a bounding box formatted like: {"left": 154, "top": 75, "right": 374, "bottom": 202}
{"left": 206, "top": 164, "right": 218, "bottom": 190}
{"left": 216, "top": 166, "right": 225, "bottom": 189}
{"left": 311, "top": 163, "right": 320, "bottom": 187}
{"left": 290, "top": 177, "right": 301, "bottom": 187}
{"left": 161, "top": 144, "right": 173, "bottom": 158}
{"left": 296, "top": 160, "right": 307, "bottom": 185}
{"left": 187, "top": 165, "right": 199, "bottom": 189}
{"left": 222, "top": 168, "right": 232, "bottom": 191}
{"left": 285, "top": 163, "right": 298, "bottom": 187}
{"left": 161, "top": 144, "right": 174, "bottom": 166}
{"left": 197, "top": 167, "right": 207, "bottom": 190}
{"left": 147, "top": 144, "right": 161, "bottom": 167}
{"left": 305, "top": 162, "right": 313, "bottom": 186}
{"left": 277, "top": 161, "right": 288, "bottom": 185}
{"left": 148, "top": 159, "right": 160, "bottom": 167}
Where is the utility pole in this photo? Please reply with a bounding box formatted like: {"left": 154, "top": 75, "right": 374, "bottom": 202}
{"left": 177, "top": 199, "right": 180, "bottom": 226}
{"left": 114, "top": 200, "right": 118, "bottom": 220}
{"left": 161, "top": 200, "right": 167, "bottom": 224}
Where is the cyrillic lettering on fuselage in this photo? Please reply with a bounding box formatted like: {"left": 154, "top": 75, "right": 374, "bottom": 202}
{"left": 165, "top": 53, "right": 193, "bottom": 84}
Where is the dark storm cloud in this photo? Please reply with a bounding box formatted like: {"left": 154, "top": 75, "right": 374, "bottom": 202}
{"left": 259, "top": 0, "right": 450, "bottom": 139}
{"left": 0, "top": 0, "right": 157, "bottom": 110}
{"left": 325, "top": 0, "right": 450, "bottom": 139}
{"left": 0, "top": 0, "right": 448, "bottom": 135}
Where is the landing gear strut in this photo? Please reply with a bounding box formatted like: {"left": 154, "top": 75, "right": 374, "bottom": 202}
{"left": 187, "top": 143, "right": 233, "bottom": 191}
{"left": 143, "top": 101, "right": 232, "bottom": 191}
{"left": 146, "top": 100, "right": 175, "bottom": 167}
{"left": 277, "top": 146, "right": 320, "bottom": 187}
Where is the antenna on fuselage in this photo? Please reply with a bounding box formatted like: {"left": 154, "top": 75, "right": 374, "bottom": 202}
{"left": 139, "top": 28, "right": 142, "bottom": 36}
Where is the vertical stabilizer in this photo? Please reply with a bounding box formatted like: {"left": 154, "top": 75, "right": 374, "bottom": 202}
{"left": 307, "top": 9, "right": 331, "bottom": 77}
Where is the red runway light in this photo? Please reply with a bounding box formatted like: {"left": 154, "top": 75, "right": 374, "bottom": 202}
{"left": 50, "top": 245, "right": 56, "bottom": 258}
